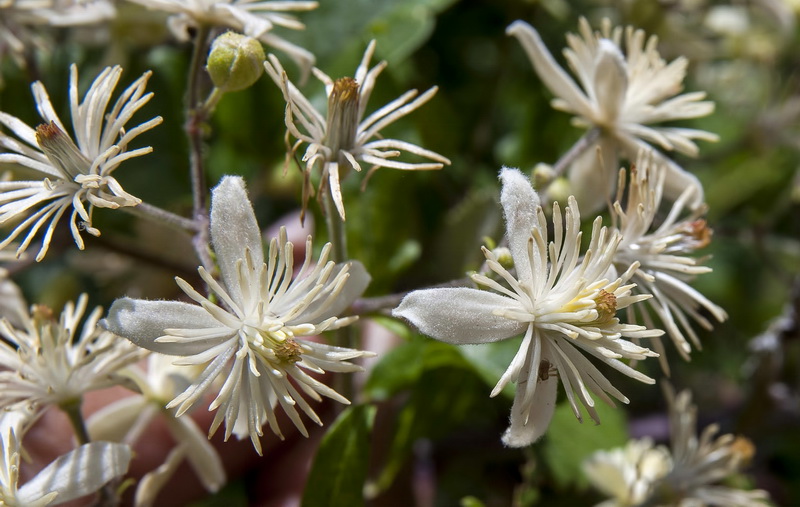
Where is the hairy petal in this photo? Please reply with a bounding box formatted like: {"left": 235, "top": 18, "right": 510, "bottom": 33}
{"left": 499, "top": 167, "right": 540, "bottom": 285}
{"left": 394, "top": 287, "right": 526, "bottom": 344}
{"left": 502, "top": 375, "right": 558, "bottom": 447}
{"left": 102, "top": 298, "right": 226, "bottom": 356}
{"left": 210, "top": 176, "right": 264, "bottom": 307}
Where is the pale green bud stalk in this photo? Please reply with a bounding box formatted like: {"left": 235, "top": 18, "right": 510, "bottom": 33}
{"left": 206, "top": 32, "right": 265, "bottom": 107}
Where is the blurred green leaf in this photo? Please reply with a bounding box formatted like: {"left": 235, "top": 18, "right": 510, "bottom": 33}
{"left": 542, "top": 400, "right": 629, "bottom": 490}
{"left": 364, "top": 337, "right": 427, "bottom": 402}
{"left": 302, "top": 404, "right": 377, "bottom": 507}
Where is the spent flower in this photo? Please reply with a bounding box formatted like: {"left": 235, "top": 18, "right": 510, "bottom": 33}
{"left": 103, "top": 176, "right": 373, "bottom": 454}
{"left": 0, "top": 64, "right": 162, "bottom": 261}
{"left": 264, "top": 40, "right": 450, "bottom": 221}
{"left": 508, "top": 18, "right": 717, "bottom": 212}
{"left": 394, "top": 168, "right": 661, "bottom": 446}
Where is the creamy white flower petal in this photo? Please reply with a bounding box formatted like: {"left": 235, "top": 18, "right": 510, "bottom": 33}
{"left": 87, "top": 396, "right": 149, "bottom": 443}
{"left": 210, "top": 175, "right": 264, "bottom": 306}
{"left": 499, "top": 167, "right": 540, "bottom": 285}
{"left": 394, "top": 288, "right": 527, "bottom": 344}
{"left": 502, "top": 374, "right": 558, "bottom": 447}
{"left": 103, "top": 298, "right": 225, "bottom": 356}
{"left": 506, "top": 20, "right": 594, "bottom": 119}
{"left": 17, "top": 441, "right": 131, "bottom": 506}
{"left": 164, "top": 415, "right": 225, "bottom": 492}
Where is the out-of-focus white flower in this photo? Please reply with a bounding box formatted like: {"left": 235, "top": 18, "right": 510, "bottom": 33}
{"left": 584, "top": 387, "right": 771, "bottom": 506}
{"left": 127, "top": 0, "right": 317, "bottom": 74}
{"left": 103, "top": 176, "right": 373, "bottom": 454}
{"left": 0, "top": 272, "right": 26, "bottom": 329}
{"left": 663, "top": 387, "right": 770, "bottom": 506}
{"left": 0, "top": 407, "right": 132, "bottom": 507}
{"left": 583, "top": 437, "right": 672, "bottom": 507}
{"left": 0, "top": 294, "right": 142, "bottom": 412}
{"left": 0, "top": 64, "right": 162, "bottom": 261}
{"left": 611, "top": 151, "right": 727, "bottom": 373}
{"left": 507, "top": 18, "right": 718, "bottom": 213}
{"left": 87, "top": 353, "right": 225, "bottom": 504}
{"left": 394, "top": 168, "right": 661, "bottom": 447}
{"left": 0, "top": 0, "right": 114, "bottom": 72}
{"left": 264, "top": 40, "right": 450, "bottom": 221}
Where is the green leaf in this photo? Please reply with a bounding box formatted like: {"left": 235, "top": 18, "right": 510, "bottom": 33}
{"left": 289, "top": 0, "right": 459, "bottom": 74}
{"left": 364, "top": 338, "right": 427, "bottom": 402}
{"left": 302, "top": 404, "right": 377, "bottom": 507}
{"left": 369, "top": 364, "right": 491, "bottom": 496}
{"left": 542, "top": 400, "right": 629, "bottom": 490}
{"left": 459, "top": 338, "right": 523, "bottom": 399}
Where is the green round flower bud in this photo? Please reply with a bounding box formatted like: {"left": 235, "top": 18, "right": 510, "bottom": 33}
{"left": 207, "top": 32, "right": 265, "bottom": 93}
{"left": 545, "top": 177, "right": 571, "bottom": 205}
{"left": 531, "top": 162, "right": 555, "bottom": 190}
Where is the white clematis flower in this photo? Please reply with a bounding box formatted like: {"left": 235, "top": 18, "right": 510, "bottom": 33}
{"left": 103, "top": 176, "right": 372, "bottom": 454}
{"left": 394, "top": 167, "right": 662, "bottom": 447}
{"left": 612, "top": 151, "right": 727, "bottom": 373}
{"left": 87, "top": 353, "right": 225, "bottom": 504}
{"left": 264, "top": 40, "right": 450, "bottom": 221}
{"left": 0, "top": 0, "right": 115, "bottom": 76}
{"left": 584, "top": 387, "right": 771, "bottom": 506}
{"left": 0, "top": 294, "right": 142, "bottom": 413}
{"left": 0, "top": 64, "right": 162, "bottom": 261}
{"left": 126, "top": 0, "right": 318, "bottom": 75}
{"left": 583, "top": 437, "right": 672, "bottom": 507}
{"left": 507, "top": 18, "right": 718, "bottom": 213}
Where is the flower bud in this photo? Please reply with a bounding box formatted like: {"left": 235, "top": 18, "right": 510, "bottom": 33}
{"left": 206, "top": 32, "right": 265, "bottom": 93}
{"left": 492, "top": 246, "right": 514, "bottom": 270}
{"left": 544, "top": 176, "right": 571, "bottom": 205}
{"left": 531, "top": 162, "right": 555, "bottom": 189}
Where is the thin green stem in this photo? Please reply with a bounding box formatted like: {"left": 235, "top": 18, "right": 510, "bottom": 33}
{"left": 322, "top": 181, "right": 356, "bottom": 403}
{"left": 186, "top": 25, "right": 214, "bottom": 272}
{"left": 122, "top": 201, "right": 199, "bottom": 233}
{"left": 322, "top": 184, "right": 348, "bottom": 264}
{"left": 61, "top": 398, "right": 90, "bottom": 445}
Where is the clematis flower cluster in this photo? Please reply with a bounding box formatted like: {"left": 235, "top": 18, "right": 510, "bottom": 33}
{"left": 0, "top": 64, "right": 162, "bottom": 261}
{"left": 394, "top": 168, "right": 663, "bottom": 446}
{"left": 508, "top": 18, "right": 718, "bottom": 213}
{"left": 583, "top": 387, "right": 771, "bottom": 506}
{"left": 103, "top": 176, "right": 373, "bottom": 454}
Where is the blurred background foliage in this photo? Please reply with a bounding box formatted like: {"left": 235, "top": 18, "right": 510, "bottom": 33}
{"left": 2, "top": 0, "right": 800, "bottom": 505}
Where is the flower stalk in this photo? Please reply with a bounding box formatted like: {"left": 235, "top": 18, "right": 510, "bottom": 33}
{"left": 62, "top": 398, "right": 91, "bottom": 445}
{"left": 185, "top": 24, "right": 214, "bottom": 272}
